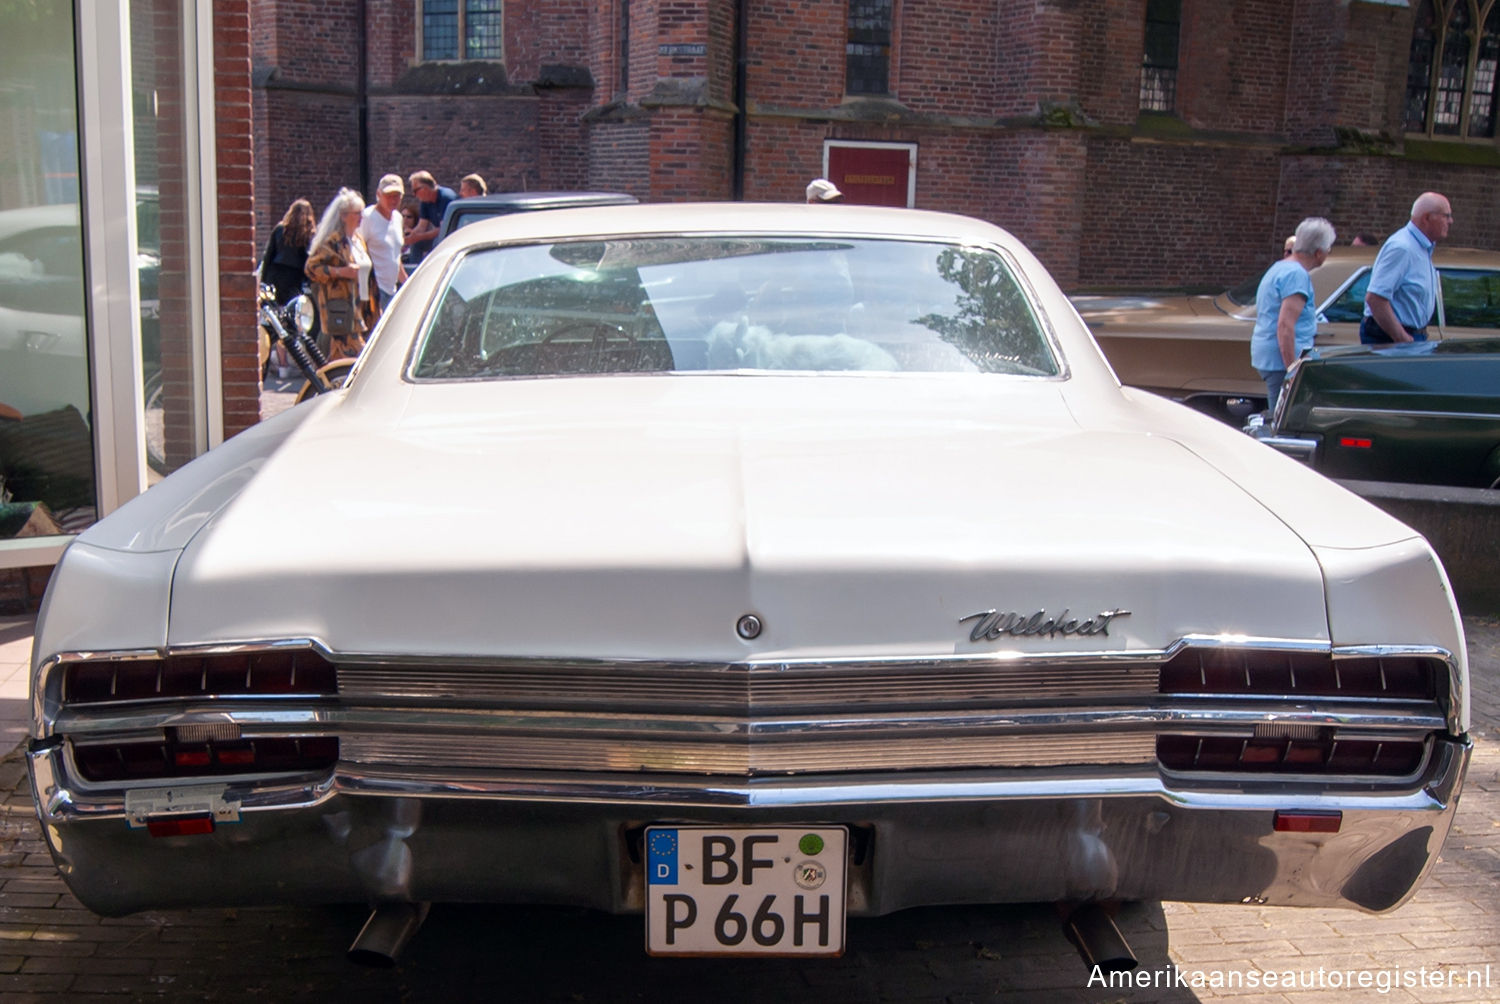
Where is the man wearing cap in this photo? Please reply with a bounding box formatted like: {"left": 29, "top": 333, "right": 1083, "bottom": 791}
{"left": 806, "top": 178, "right": 843, "bottom": 203}
{"left": 360, "top": 173, "right": 408, "bottom": 314}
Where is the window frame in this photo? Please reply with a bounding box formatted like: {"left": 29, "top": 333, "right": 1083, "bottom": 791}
{"left": 417, "top": 0, "right": 505, "bottom": 64}
{"left": 1405, "top": 0, "right": 1500, "bottom": 141}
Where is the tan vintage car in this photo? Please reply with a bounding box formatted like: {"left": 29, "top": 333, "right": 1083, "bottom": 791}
{"left": 1072, "top": 246, "right": 1500, "bottom": 419}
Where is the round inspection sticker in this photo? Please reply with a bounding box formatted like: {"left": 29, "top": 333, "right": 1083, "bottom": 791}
{"left": 798, "top": 833, "right": 825, "bottom": 855}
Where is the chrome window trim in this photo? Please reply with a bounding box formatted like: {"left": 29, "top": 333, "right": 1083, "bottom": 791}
{"left": 400, "top": 232, "right": 1071, "bottom": 385}
{"left": 1315, "top": 265, "right": 1372, "bottom": 322}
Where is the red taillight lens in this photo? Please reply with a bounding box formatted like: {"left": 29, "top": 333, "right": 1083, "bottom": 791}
{"left": 1158, "top": 650, "right": 1436, "bottom": 701}
{"left": 75, "top": 737, "right": 338, "bottom": 782}
{"left": 1274, "top": 810, "right": 1342, "bottom": 833}
{"left": 1338, "top": 437, "right": 1373, "bottom": 449}
{"left": 1157, "top": 735, "right": 1425, "bottom": 776}
{"left": 62, "top": 650, "right": 338, "bottom": 704}
{"left": 147, "top": 815, "right": 216, "bottom": 838}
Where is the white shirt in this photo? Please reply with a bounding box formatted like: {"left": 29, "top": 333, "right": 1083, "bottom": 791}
{"left": 359, "top": 205, "right": 404, "bottom": 296}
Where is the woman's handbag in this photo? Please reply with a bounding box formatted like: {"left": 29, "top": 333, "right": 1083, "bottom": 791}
{"left": 322, "top": 297, "right": 355, "bottom": 337}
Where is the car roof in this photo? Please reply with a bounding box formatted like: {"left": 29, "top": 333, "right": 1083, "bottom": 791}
{"left": 1321, "top": 244, "right": 1500, "bottom": 268}
{"left": 431, "top": 201, "right": 1025, "bottom": 254}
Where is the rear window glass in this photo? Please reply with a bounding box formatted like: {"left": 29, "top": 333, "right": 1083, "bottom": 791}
{"left": 411, "top": 237, "right": 1059, "bottom": 379}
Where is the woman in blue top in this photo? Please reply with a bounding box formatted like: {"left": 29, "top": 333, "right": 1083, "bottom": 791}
{"left": 1250, "top": 217, "right": 1336, "bottom": 412}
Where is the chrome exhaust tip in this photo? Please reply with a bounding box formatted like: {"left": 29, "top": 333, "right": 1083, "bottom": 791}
{"left": 1062, "top": 902, "right": 1138, "bottom": 974}
{"left": 347, "top": 902, "right": 429, "bottom": 967}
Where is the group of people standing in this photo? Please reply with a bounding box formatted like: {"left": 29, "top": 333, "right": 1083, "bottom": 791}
{"left": 1250, "top": 190, "right": 1453, "bottom": 411}
{"left": 257, "top": 170, "right": 488, "bottom": 377}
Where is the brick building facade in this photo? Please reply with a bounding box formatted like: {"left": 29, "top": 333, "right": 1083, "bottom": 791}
{"left": 251, "top": 0, "right": 1500, "bottom": 291}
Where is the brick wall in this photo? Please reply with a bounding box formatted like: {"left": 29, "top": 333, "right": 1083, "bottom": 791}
{"left": 370, "top": 94, "right": 541, "bottom": 193}
{"left": 1177, "top": 0, "right": 1289, "bottom": 134}
{"left": 215, "top": 0, "right": 260, "bottom": 442}
{"left": 250, "top": 0, "right": 1500, "bottom": 299}
{"left": 1079, "top": 137, "right": 1283, "bottom": 288}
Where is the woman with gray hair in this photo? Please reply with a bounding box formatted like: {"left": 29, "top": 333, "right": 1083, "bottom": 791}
{"left": 1250, "top": 216, "right": 1336, "bottom": 411}
{"left": 305, "top": 187, "right": 376, "bottom": 360}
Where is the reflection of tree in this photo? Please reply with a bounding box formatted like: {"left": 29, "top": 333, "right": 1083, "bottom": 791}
{"left": 917, "top": 248, "right": 1051, "bottom": 374}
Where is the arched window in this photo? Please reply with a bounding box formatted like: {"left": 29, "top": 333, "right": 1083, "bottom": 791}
{"left": 1406, "top": 0, "right": 1500, "bottom": 138}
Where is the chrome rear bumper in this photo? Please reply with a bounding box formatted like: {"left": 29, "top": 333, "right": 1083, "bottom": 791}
{"left": 28, "top": 735, "right": 1469, "bottom": 918}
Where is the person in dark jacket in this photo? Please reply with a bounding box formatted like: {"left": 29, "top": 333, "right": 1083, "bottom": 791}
{"left": 259, "top": 198, "right": 314, "bottom": 304}
{"left": 258, "top": 198, "right": 314, "bottom": 377}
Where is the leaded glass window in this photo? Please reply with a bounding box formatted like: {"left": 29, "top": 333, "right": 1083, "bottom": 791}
{"left": 847, "top": 0, "right": 892, "bottom": 96}
{"left": 1140, "top": 0, "right": 1181, "bottom": 113}
{"left": 1406, "top": 0, "right": 1500, "bottom": 139}
{"left": 421, "top": 0, "right": 503, "bottom": 62}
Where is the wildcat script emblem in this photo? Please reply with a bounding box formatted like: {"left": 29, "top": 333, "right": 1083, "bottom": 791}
{"left": 960, "top": 608, "right": 1130, "bottom": 643}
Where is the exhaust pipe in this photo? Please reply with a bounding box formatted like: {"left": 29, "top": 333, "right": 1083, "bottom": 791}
{"left": 347, "top": 902, "right": 429, "bottom": 967}
{"left": 1062, "top": 902, "right": 1138, "bottom": 974}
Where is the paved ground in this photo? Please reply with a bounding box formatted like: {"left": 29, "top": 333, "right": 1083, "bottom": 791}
{"left": 0, "top": 615, "right": 1494, "bottom": 1002}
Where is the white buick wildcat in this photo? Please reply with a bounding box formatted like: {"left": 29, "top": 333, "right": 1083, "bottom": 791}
{"left": 28, "top": 204, "right": 1470, "bottom": 965}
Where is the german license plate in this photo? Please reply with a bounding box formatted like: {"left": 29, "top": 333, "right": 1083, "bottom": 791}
{"left": 645, "top": 826, "right": 847, "bottom": 956}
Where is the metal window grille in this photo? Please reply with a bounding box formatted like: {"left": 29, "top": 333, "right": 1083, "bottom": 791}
{"left": 846, "top": 0, "right": 892, "bottom": 96}
{"left": 1434, "top": 0, "right": 1472, "bottom": 134}
{"left": 1404, "top": 1, "right": 1437, "bottom": 133}
{"left": 423, "top": 0, "right": 459, "bottom": 61}
{"left": 1139, "top": 0, "right": 1180, "bottom": 112}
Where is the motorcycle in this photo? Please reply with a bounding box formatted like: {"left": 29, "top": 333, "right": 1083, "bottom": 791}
{"left": 258, "top": 284, "right": 357, "bottom": 404}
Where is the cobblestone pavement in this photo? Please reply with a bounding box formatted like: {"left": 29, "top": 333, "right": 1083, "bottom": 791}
{"left": 0, "top": 618, "right": 1495, "bottom": 1003}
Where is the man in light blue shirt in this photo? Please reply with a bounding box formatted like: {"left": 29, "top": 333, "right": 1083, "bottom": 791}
{"left": 1361, "top": 192, "right": 1452, "bottom": 343}
{"left": 1250, "top": 217, "right": 1335, "bottom": 411}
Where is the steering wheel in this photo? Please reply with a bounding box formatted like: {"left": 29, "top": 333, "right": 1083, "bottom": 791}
{"left": 537, "top": 322, "right": 638, "bottom": 373}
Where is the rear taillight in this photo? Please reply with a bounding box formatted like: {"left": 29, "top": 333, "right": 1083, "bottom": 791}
{"left": 1156, "top": 735, "right": 1426, "bottom": 776}
{"left": 1158, "top": 650, "right": 1436, "bottom": 701}
{"left": 73, "top": 736, "right": 338, "bottom": 782}
{"left": 63, "top": 650, "right": 337, "bottom": 704}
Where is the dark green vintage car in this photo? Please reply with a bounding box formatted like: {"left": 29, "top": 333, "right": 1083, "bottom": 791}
{"left": 1249, "top": 338, "right": 1500, "bottom": 488}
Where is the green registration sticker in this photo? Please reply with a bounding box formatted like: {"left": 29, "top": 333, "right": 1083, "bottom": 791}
{"left": 799, "top": 833, "right": 825, "bottom": 855}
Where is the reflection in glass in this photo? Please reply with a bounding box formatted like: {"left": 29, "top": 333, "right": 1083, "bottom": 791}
{"left": 413, "top": 237, "right": 1058, "bottom": 380}
{"left": 131, "top": 0, "right": 194, "bottom": 479}
{"left": 0, "top": 0, "right": 97, "bottom": 538}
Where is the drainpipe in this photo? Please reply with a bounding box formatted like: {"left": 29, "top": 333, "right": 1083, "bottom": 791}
{"left": 732, "top": 0, "right": 748, "bottom": 200}
{"left": 357, "top": 0, "right": 370, "bottom": 197}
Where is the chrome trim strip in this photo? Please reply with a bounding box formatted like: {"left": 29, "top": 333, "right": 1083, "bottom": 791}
{"left": 48, "top": 702, "right": 1448, "bottom": 741}
{"left": 36, "top": 637, "right": 1462, "bottom": 737}
{"left": 1310, "top": 405, "right": 1500, "bottom": 423}
{"left": 41, "top": 632, "right": 1417, "bottom": 676}
{"left": 341, "top": 731, "right": 1158, "bottom": 774}
{"left": 28, "top": 736, "right": 1470, "bottom": 822}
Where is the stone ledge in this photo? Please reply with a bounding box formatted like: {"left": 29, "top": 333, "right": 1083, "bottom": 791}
{"left": 1338, "top": 479, "right": 1500, "bottom": 614}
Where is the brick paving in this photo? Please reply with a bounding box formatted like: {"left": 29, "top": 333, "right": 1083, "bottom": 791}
{"left": 0, "top": 617, "right": 1494, "bottom": 1002}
